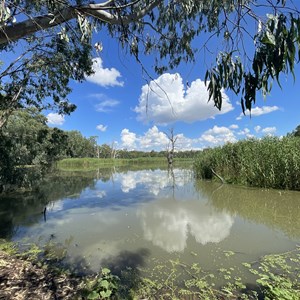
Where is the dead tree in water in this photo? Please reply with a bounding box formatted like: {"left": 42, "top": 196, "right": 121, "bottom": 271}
{"left": 166, "top": 128, "right": 177, "bottom": 168}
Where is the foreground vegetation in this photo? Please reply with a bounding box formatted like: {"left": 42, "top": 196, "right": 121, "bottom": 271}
{"left": 194, "top": 136, "right": 300, "bottom": 190}
{"left": 1, "top": 240, "right": 299, "bottom": 299}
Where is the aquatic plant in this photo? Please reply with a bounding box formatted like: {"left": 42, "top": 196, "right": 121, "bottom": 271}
{"left": 82, "top": 268, "right": 119, "bottom": 299}
{"left": 1, "top": 239, "right": 300, "bottom": 299}
{"left": 130, "top": 247, "right": 300, "bottom": 299}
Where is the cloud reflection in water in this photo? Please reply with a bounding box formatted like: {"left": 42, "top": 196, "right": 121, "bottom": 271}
{"left": 118, "top": 169, "right": 188, "bottom": 195}
{"left": 137, "top": 198, "right": 234, "bottom": 253}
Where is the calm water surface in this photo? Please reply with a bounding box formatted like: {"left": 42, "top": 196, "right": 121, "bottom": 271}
{"left": 1, "top": 166, "right": 300, "bottom": 282}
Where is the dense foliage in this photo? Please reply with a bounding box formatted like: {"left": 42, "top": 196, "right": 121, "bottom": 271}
{"left": 290, "top": 124, "right": 300, "bottom": 137}
{"left": 1, "top": 1, "right": 300, "bottom": 127}
{"left": 194, "top": 136, "right": 300, "bottom": 190}
{"left": 0, "top": 109, "right": 98, "bottom": 191}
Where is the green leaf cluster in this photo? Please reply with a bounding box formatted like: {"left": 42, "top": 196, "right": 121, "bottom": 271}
{"left": 205, "top": 11, "right": 300, "bottom": 114}
{"left": 82, "top": 268, "right": 119, "bottom": 299}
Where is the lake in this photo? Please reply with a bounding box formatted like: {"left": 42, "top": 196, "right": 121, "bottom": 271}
{"left": 1, "top": 165, "right": 300, "bottom": 295}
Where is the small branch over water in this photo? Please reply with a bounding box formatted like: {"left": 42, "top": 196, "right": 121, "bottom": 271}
{"left": 211, "top": 168, "right": 226, "bottom": 184}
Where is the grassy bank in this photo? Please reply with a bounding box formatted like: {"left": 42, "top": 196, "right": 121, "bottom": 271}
{"left": 57, "top": 157, "right": 193, "bottom": 171}
{"left": 194, "top": 136, "right": 300, "bottom": 190}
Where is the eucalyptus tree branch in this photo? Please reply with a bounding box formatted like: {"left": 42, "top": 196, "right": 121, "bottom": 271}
{"left": 0, "top": 6, "right": 76, "bottom": 45}
{"left": 80, "top": 0, "right": 161, "bottom": 24}
{"left": 85, "top": 0, "right": 141, "bottom": 10}
{"left": 0, "top": 0, "right": 162, "bottom": 46}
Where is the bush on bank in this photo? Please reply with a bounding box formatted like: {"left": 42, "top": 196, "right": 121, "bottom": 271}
{"left": 194, "top": 136, "right": 300, "bottom": 190}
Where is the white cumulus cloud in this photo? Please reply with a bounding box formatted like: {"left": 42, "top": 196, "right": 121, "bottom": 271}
{"left": 238, "top": 128, "right": 255, "bottom": 139}
{"left": 135, "top": 73, "right": 233, "bottom": 125}
{"left": 200, "top": 125, "right": 237, "bottom": 145}
{"left": 120, "top": 126, "right": 196, "bottom": 151}
{"left": 121, "top": 126, "right": 174, "bottom": 151}
{"left": 236, "top": 106, "right": 279, "bottom": 120}
{"left": 120, "top": 125, "right": 240, "bottom": 151}
{"left": 119, "top": 124, "right": 279, "bottom": 152}
{"left": 254, "top": 125, "right": 261, "bottom": 133}
{"left": 238, "top": 128, "right": 250, "bottom": 135}
{"left": 262, "top": 126, "right": 276, "bottom": 135}
{"left": 96, "top": 124, "right": 107, "bottom": 132}
{"left": 86, "top": 57, "right": 124, "bottom": 87}
{"left": 139, "top": 126, "right": 169, "bottom": 150}
{"left": 174, "top": 133, "right": 199, "bottom": 151}
{"left": 46, "top": 113, "right": 65, "bottom": 126}
{"left": 229, "top": 124, "right": 239, "bottom": 129}
{"left": 121, "top": 128, "right": 137, "bottom": 149}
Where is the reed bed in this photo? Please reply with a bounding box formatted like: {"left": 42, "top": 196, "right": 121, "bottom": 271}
{"left": 194, "top": 136, "right": 300, "bottom": 190}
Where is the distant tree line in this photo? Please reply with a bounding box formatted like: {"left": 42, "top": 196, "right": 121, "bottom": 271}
{"left": 0, "top": 108, "right": 199, "bottom": 192}
{"left": 115, "top": 149, "right": 199, "bottom": 159}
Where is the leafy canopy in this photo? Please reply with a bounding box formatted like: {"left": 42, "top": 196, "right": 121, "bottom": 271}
{"left": 0, "top": 0, "right": 300, "bottom": 127}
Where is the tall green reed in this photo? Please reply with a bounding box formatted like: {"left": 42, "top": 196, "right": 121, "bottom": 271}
{"left": 194, "top": 136, "right": 300, "bottom": 190}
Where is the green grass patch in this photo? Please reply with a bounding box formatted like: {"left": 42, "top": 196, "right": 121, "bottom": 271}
{"left": 57, "top": 157, "right": 193, "bottom": 171}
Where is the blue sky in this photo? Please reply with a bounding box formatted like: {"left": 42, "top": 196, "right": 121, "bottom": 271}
{"left": 42, "top": 26, "right": 300, "bottom": 152}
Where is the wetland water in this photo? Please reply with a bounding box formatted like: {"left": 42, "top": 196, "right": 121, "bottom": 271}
{"left": 1, "top": 165, "right": 300, "bottom": 287}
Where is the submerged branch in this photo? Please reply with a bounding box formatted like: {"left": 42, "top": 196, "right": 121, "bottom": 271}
{"left": 211, "top": 168, "right": 226, "bottom": 184}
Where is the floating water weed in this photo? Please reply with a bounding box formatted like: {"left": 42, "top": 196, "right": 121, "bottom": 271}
{"left": 128, "top": 247, "right": 300, "bottom": 299}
